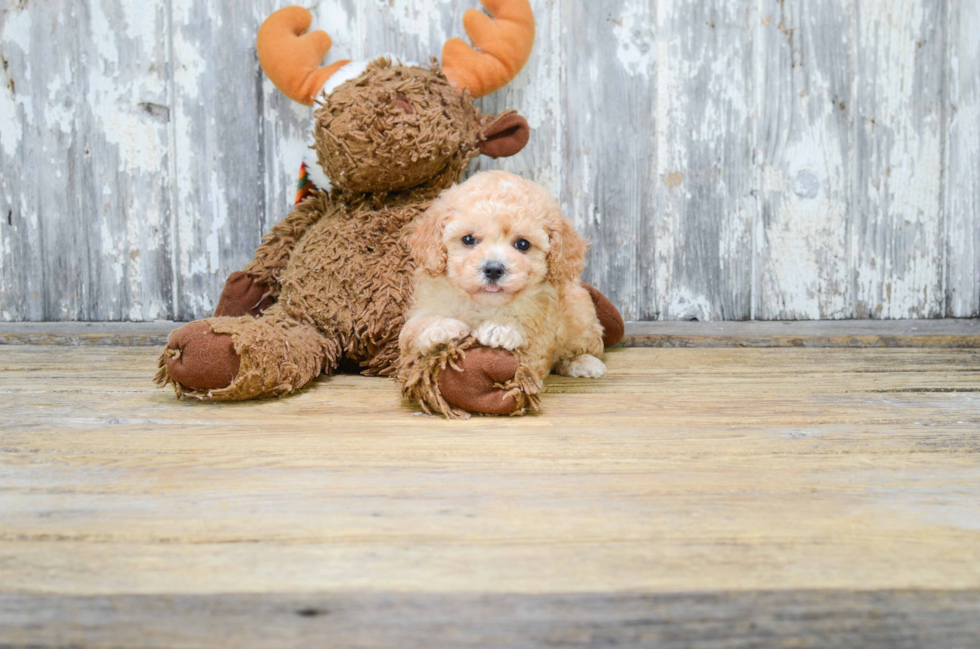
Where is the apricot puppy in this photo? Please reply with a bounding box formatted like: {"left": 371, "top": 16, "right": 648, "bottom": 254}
{"left": 400, "top": 170, "right": 606, "bottom": 413}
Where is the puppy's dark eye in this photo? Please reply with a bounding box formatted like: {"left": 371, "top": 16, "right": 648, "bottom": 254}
{"left": 461, "top": 234, "right": 478, "bottom": 246}
{"left": 514, "top": 238, "right": 531, "bottom": 252}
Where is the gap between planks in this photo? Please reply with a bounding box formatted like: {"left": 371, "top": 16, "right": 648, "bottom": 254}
{"left": 0, "top": 319, "right": 978, "bottom": 348}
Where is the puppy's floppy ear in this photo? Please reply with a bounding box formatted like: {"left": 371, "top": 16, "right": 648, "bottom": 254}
{"left": 409, "top": 199, "right": 452, "bottom": 277}
{"left": 545, "top": 209, "right": 586, "bottom": 284}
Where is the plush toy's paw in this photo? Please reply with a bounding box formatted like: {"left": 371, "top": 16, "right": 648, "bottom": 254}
{"left": 417, "top": 318, "right": 470, "bottom": 353}
{"left": 556, "top": 354, "right": 606, "bottom": 379}
{"left": 582, "top": 283, "right": 625, "bottom": 347}
{"left": 214, "top": 271, "right": 275, "bottom": 317}
{"left": 164, "top": 321, "right": 240, "bottom": 391}
{"left": 438, "top": 346, "right": 521, "bottom": 415}
{"left": 474, "top": 322, "right": 524, "bottom": 350}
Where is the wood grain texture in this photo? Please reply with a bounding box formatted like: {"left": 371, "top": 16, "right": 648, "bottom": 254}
{"left": 2, "top": 0, "right": 980, "bottom": 323}
{"left": 170, "top": 0, "right": 269, "bottom": 321}
{"left": 562, "top": 0, "right": 655, "bottom": 321}
{"left": 945, "top": 0, "right": 980, "bottom": 318}
{"left": 656, "top": 0, "right": 755, "bottom": 321}
{"left": 1, "top": 345, "right": 979, "bottom": 643}
{"left": 852, "top": 0, "right": 945, "bottom": 318}
{"left": 756, "top": 0, "right": 853, "bottom": 319}
{"left": 3, "top": 319, "right": 980, "bottom": 347}
{"left": 76, "top": 0, "right": 175, "bottom": 322}
{"left": 2, "top": 591, "right": 979, "bottom": 648}
{"left": 1, "top": 0, "right": 174, "bottom": 322}
{"left": 0, "top": 2, "right": 55, "bottom": 321}
{"left": 618, "top": 317, "right": 980, "bottom": 348}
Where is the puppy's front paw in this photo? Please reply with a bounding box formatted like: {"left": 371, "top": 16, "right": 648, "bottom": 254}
{"left": 417, "top": 318, "right": 470, "bottom": 353}
{"left": 474, "top": 322, "right": 525, "bottom": 350}
{"left": 556, "top": 354, "right": 606, "bottom": 379}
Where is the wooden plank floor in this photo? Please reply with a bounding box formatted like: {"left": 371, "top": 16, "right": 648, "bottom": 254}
{"left": 2, "top": 318, "right": 980, "bottom": 347}
{"left": 1, "top": 344, "right": 979, "bottom": 647}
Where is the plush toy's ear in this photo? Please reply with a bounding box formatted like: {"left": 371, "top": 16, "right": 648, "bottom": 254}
{"left": 479, "top": 112, "right": 530, "bottom": 158}
{"left": 545, "top": 210, "right": 586, "bottom": 285}
{"left": 409, "top": 201, "right": 453, "bottom": 277}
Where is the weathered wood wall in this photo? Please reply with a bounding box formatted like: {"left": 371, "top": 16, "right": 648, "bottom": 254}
{"left": 0, "top": 0, "right": 977, "bottom": 321}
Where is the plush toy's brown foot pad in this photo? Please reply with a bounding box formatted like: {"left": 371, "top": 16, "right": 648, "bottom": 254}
{"left": 439, "top": 346, "right": 521, "bottom": 415}
{"left": 163, "top": 321, "right": 240, "bottom": 391}
{"left": 214, "top": 271, "right": 275, "bottom": 317}
{"left": 399, "top": 340, "right": 541, "bottom": 418}
{"left": 583, "top": 282, "right": 625, "bottom": 347}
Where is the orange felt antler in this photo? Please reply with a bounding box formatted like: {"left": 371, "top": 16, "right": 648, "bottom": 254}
{"left": 257, "top": 6, "right": 351, "bottom": 105}
{"left": 441, "top": 0, "right": 535, "bottom": 98}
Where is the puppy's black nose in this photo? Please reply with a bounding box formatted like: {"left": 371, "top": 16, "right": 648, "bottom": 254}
{"left": 483, "top": 261, "right": 506, "bottom": 282}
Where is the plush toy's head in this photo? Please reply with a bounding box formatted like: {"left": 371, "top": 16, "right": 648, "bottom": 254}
{"left": 257, "top": 1, "right": 535, "bottom": 194}
{"left": 310, "top": 60, "right": 524, "bottom": 193}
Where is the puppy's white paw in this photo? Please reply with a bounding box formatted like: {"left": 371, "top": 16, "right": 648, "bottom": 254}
{"left": 475, "top": 322, "right": 524, "bottom": 350}
{"left": 556, "top": 354, "right": 606, "bottom": 379}
{"left": 417, "top": 318, "right": 470, "bottom": 353}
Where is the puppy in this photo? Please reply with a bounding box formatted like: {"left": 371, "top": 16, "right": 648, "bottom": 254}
{"left": 399, "top": 170, "right": 606, "bottom": 399}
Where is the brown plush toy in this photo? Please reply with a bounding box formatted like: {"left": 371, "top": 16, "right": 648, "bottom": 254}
{"left": 155, "top": 1, "right": 624, "bottom": 412}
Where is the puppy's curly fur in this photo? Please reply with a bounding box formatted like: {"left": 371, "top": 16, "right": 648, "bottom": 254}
{"left": 399, "top": 171, "right": 606, "bottom": 415}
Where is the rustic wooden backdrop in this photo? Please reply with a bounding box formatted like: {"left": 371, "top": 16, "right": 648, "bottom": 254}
{"left": 0, "top": 0, "right": 977, "bottom": 322}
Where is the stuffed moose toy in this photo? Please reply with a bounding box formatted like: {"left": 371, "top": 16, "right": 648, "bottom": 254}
{"left": 156, "top": 0, "right": 624, "bottom": 415}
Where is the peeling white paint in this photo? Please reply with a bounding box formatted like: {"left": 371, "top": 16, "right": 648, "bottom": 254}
{"left": 656, "top": 0, "right": 753, "bottom": 320}
{"left": 389, "top": 0, "right": 455, "bottom": 55}
{"left": 946, "top": 0, "right": 980, "bottom": 317}
{"left": 44, "top": 70, "right": 73, "bottom": 136}
{"left": 756, "top": 0, "right": 853, "bottom": 320}
{"left": 261, "top": 78, "right": 313, "bottom": 208}
{"left": 613, "top": 0, "right": 655, "bottom": 77}
{"left": 308, "top": 0, "right": 357, "bottom": 63}
{"left": 86, "top": 0, "right": 168, "bottom": 175}
{"left": 172, "top": 0, "right": 211, "bottom": 286}
{"left": 1, "top": 8, "right": 32, "bottom": 54}
{"left": 853, "top": 0, "right": 944, "bottom": 319}
{"left": 0, "top": 82, "right": 28, "bottom": 158}
{"left": 0, "top": 8, "right": 32, "bottom": 158}
{"left": 667, "top": 287, "right": 713, "bottom": 322}
{"left": 171, "top": 27, "right": 207, "bottom": 103}
{"left": 206, "top": 173, "right": 229, "bottom": 275}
